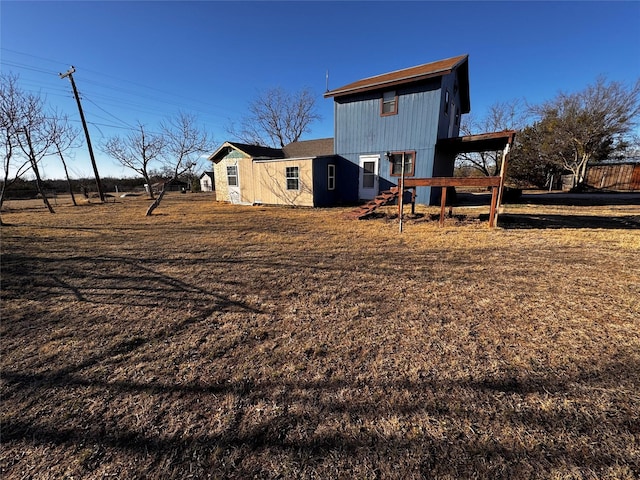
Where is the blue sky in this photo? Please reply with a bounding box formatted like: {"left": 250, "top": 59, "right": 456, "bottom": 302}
{"left": 2, "top": 0, "right": 639, "bottom": 180}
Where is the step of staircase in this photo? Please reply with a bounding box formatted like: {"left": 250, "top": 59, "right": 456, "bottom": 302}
{"left": 346, "top": 188, "right": 400, "bottom": 219}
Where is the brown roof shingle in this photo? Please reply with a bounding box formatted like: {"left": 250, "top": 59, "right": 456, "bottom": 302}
{"left": 283, "top": 138, "right": 334, "bottom": 158}
{"left": 324, "top": 54, "right": 469, "bottom": 102}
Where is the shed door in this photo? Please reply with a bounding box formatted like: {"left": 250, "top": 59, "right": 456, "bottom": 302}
{"left": 226, "top": 164, "right": 241, "bottom": 204}
{"left": 359, "top": 155, "right": 379, "bottom": 200}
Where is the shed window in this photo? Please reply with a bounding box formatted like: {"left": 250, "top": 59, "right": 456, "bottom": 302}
{"left": 226, "top": 165, "right": 238, "bottom": 186}
{"left": 389, "top": 151, "right": 415, "bottom": 177}
{"left": 381, "top": 91, "right": 397, "bottom": 116}
{"left": 327, "top": 164, "right": 336, "bottom": 190}
{"left": 286, "top": 166, "right": 299, "bottom": 190}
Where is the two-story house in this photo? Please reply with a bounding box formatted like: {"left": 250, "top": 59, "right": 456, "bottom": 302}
{"left": 210, "top": 54, "right": 513, "bottom": 209}
{"left": 324, "top": 54, "right": 470, "bottom": 205}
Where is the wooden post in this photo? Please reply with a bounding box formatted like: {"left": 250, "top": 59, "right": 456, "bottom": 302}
{"left": 411, "top": 188, "right": 416, "bottom": 215}
{"left": 439, "top": 186, "right": 447, "bottom": 227}
{"left": 489, "top": 186, "right": 498, "bottom": 227}
{"left": 60, "top": 67, "right": 105, "bottom": 203}
{"left": 494, "top": 143, "right": 511, "bottom": 226}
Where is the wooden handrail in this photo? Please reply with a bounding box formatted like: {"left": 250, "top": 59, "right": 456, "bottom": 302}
{"left": 400, "top": 176, "right": 501, "bottom": 228}
{"left": 403, "top": 176, "right": 501, "bottom": 188}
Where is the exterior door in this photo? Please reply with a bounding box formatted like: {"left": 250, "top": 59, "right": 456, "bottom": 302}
{"left": 226, "top": 163, "right": 241, "bottom": 204}
{"left": 359, "top": 155, "right": 379, "bottom": 200}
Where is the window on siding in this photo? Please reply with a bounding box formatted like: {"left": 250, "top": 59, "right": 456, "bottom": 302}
{"left": 226, "top": 165, "right": 238, "bottom": 186}
{"left": 327, "top": 164, "right": 336, "bottom": 190}
{"left": 286, "top": 166, "right": 299, "bottom": 190}
{"left": 389, "top": 151, "right": 415, "bottom": 177}
{"left": 444, "top": 90, "right": 450, "bottom": 115}
{"left": 381, "top": 90, "right": 397, "bottom": 116}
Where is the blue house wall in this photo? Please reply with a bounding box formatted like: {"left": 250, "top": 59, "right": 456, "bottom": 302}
{"left": 329, "top": 54, "right": 470, "bottom": 206}
{"left": 311, "top": 156, "right": 359, "bottom": 207}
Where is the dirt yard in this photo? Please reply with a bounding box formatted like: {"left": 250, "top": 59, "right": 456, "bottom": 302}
{"left": 1, "top": 192, "right": 639, "bottom": 479}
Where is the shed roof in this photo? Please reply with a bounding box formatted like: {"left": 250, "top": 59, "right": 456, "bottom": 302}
{"left": 208, "top": 139, "right": 336, "bottom": 163}
{"left": 208, "top": 141, "right": 284, "bottom": 162}
{"left": 283, "top": 138, "right": 334, "bottom": 158}
{"left": 324, "top": 54, "right": 470, "bottom": 112}
{"left": 436, "top": 130, "right": 516, "bottom": 154}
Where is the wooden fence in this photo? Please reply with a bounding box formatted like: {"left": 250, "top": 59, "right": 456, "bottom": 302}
{"left": 585, "top": 163, "right": 640, "bottom": 191}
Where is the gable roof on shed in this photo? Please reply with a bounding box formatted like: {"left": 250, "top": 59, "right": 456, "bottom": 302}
{"left": 324, "top": 54, "right": 470, "bottom": 113}
{"left": 208, "top": 141, "right": 284, "bottom": 162}
{"left": 209, "top": 139, "right": 336, "bottom": 163}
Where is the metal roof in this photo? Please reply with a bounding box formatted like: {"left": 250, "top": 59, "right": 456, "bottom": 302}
{"left": 324, "top": 54, "right": 470, "bottom": 111}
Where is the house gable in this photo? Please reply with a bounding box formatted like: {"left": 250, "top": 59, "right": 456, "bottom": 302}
{"left": 325, "top": 54, "right": 469, "bottom": 114}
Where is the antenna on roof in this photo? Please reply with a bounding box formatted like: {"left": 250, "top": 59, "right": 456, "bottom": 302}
{"left": 326, "top": 70, "right": 329, "bottom": 92}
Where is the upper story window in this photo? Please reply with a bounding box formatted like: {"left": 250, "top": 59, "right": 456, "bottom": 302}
{"left": 286, "top": 166, "right": 299, "bottom": 190}
{"left": 381, "top": 90, "right": 398, "bottom": 116}
{"left": 444, "top": 90, "right": 450, "bottom": 115}
{"left": 389, "top": 151, "right": 416, "bottom": 177}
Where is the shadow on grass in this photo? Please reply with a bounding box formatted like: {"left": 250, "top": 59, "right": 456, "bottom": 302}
{"left": 457, "top": 191, "right": 640, "bottom": 207}
{"left": 2, "top": 351, "right": 638, "bottom": 478}
{"left": 496, "top": 213, "right": 640, "bottom": 229}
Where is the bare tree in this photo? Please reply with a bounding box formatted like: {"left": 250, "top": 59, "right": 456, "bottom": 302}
{"left": 528, "top": 76, "right": 640, "bottom": 187}
{"left": 145, "top": 112, "right": 213, "bottom": 216}
{"left": 0, "top": 74, "right": 59, "bottom": 214}
{"left": 1, "top": 74, "right": 33, "bottom": 220}
{"left": 456, "top": 99, "right": 526, "bottom": 177}
{"left": 102, "top": 122, "right": 165, "bottom": 199}
{"left": 50, "top": 112, "right": 82, "bottom": 206}
{"left": 228, "top": 87, "right": 320, "bottom": 148}
{"left": 17, "top": 118, "right": 57, "bottom": 214}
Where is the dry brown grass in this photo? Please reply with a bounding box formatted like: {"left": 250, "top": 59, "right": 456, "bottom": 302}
{"left": 2, "top": 193, "right": 639, "bottom": 479}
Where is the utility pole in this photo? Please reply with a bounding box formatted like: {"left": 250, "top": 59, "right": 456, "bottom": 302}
{"left": 59, "top": 66, "right": 105, "bottom": 202}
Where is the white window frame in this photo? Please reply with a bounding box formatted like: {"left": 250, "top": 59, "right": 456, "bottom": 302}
{"left": 226, "top": 165, "right": 238, "bottom": 186}
{"left": 286, "top": 166, "right": 299, "bottom": 191}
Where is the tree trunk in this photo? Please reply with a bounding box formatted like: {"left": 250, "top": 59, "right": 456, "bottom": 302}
{"left": 145, "top": 187, "right": 166, "bottom": 216}
{"left": 31, "top": 159, "right": 55, "bottom": 214}
{"left": 578, "top": 154, "right": 589, "bottom": 185}
{"left": 58, "top": 151, "right": 77, "bottom": 206}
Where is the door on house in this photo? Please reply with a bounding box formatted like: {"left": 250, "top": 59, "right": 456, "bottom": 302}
{"left": 226, "top": 164, "right": 241, "bottom": 204}
{"left": 358, "top": 155, "right": 379, "bottom": 200}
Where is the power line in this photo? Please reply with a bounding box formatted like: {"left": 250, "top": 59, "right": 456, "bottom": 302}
{"left": 2, "top": 48, "right": 232, "bottom": 116}
{"left": 2, "top": 57, "right": 233, "bottom": 134}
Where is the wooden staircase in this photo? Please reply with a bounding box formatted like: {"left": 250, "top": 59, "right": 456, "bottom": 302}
{"left": 345, "top": 187, "right": 400, "bottom": 219}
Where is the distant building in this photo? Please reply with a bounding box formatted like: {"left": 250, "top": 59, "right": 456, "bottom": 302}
{"left": 200, "top": 171, "right": 215, "bottom": 192}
